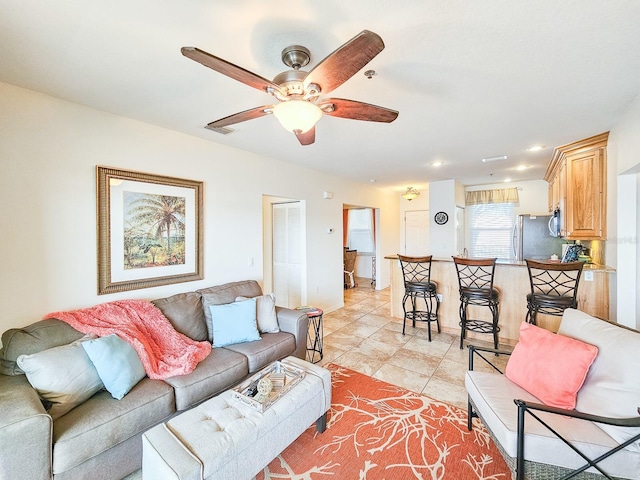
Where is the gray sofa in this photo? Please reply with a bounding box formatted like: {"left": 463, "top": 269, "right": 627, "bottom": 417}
{"left": 0, "top": 280, "right": 309, "bottom": 480}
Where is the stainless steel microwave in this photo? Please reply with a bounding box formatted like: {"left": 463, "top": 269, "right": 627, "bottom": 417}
{"left": 548, "top": 208, "right": 561, "bottom": 237}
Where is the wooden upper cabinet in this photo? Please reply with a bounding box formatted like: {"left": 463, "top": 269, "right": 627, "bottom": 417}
{"left": 547, "top": 160, "right": 566, "bottom": 214}
{"left": 566, "top": 146, "right": 605, "bottom": 238}
{"left": 544, "top": 132, "right": 608, "bottom": 240}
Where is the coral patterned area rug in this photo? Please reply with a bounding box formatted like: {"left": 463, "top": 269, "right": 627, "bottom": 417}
{"left": 257, "top": 364, "right": 509, "bottom": 480}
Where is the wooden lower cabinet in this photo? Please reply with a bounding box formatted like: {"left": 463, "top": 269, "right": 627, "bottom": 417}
{"left": 388, "top": 258, "right": 610, "bottom": 345}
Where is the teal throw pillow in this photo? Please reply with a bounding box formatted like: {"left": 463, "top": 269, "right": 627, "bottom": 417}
{"left": 209, "top": 298, "right": 261, "bottom": 347}
{"left": 82, "top": 334, "right": 146, "bottom": 400}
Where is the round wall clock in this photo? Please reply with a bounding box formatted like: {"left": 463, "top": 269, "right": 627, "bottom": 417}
{"left": 434, "top": 211, "right": 449, "bottom": 225}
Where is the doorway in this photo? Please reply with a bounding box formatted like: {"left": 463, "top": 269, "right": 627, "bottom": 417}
{"left": 343, "top": 205, "right": 380, "bottom": 288}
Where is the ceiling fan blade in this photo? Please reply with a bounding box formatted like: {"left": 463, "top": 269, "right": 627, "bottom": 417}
{"left": 205, "top": 105, "right": 273, "bottom": 129}
{"left": 295, "top": 127, "right": 316, "bottom": 146}
{"left": 320, "top": 98, "right": 398, "bottom": 123}
{"left": 303, "top": 30, "right": 385, "bottom": 95}
{"left": 182, "top": 47, "right": 284, "bottom": 96}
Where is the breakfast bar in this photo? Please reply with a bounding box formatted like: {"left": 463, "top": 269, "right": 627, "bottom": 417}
{"left": 386, "top": 256, "right": 613, "bottom": 345}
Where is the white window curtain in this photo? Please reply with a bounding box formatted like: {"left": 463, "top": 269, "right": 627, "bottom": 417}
{"left": 347, "top": 208, "right": 374, "bottom": 254}
{"left": 466, "top": 188, "right": 519, "bottom": 260}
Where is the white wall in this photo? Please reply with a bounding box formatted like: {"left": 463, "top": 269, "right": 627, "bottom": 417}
{"left": 0, "top": 82, "right": 400, "bottom": 332}
{"left": 608, "top": 93, "right": 640, "bottom": 329}
{"left": 429, "top": 180, "right": 458, "bottom": 258}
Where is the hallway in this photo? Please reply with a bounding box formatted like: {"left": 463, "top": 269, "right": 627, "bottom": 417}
{"left": 318, "top": 279, "right": 510, "bottom": 408}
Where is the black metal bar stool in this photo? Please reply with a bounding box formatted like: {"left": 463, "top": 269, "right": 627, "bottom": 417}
{"left": 453, "top": 257, "right": 500, "bottom": 349}
{"left": 397, "top": 255, "right": 441, "bottom": 341}
{"left": 525, "top": 259, "right": 583, "bottom": 325}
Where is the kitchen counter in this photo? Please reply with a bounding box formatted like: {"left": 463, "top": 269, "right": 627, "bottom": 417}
{"left": 386, "top": 255, "right": 613, "bottom": 344}
{"left": 384, "top": 255, "right": 614, "bottom": 271}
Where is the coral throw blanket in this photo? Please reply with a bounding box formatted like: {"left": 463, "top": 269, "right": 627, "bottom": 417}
{"left": 45, "top": 300, "right": 211, "bottom": 379}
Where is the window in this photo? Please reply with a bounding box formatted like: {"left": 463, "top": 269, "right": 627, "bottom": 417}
{"left": 347, "top": 208, "right": 374, "bottom": 254}
{"left": 467, "top": 203, "right": 515, "bottom": 259}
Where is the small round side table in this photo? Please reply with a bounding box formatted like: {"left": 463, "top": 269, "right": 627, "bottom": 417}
{"left": 296, "top": 306, "right": 324, "bottom": 364}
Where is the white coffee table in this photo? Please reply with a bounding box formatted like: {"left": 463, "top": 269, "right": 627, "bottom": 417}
{"left": 142, "top": 357, "right": 331, "bottom": 480}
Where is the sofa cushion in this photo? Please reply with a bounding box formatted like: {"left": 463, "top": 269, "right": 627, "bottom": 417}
{"left": 152, "top": 292, "right": 208, "bottom": 342}
{"left": 209, "top": 299, "right": 261, "bottom": 347}
{"left": 198, "top": 281, "right": 263, "bottom": 340}
{"left": 505, "top": 322, "right": 598, "bottom": 409}
{"left": 197, "top": 280, "right": 264, "bottom": 304}
{"left": 558, "top": 309, "right": 640, "bottom": 451}
{"left": 81, "top": 334, "right": 146, "bottom": 400}
{"left": 163, "top": 347, "right": 248, "bottom": 411}
{"left": 17, "top": 335, "right": 104, "bottom": 420}
{"left": 224, "top": 332, "right": 296, "bottom": 373}
{"left": 0, "top": 319, "right": 84, "bottom": 375}
{"left": 236, "top": 293, "right": 280, "bottom": 333}
{"left": 52, "top": 377, "right": 174, "bottom": 475}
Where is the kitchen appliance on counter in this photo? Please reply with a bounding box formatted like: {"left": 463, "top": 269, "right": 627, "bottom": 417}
{"left": 562, "top": 242, "right": 593, "bottom": 264}
{"left": 549, "top": 208, "right": 562, "bottom": 237}
{"left": 513, "top": 214, "right": 566, "bottom": 262}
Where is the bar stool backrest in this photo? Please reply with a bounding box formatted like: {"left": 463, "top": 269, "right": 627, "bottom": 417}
{"left": 397, "top": 255, "right": 433, "bottom": 286}
{"left": 453, "top": 257, "right": 497, "bottom": 292}
{"left": 525, "top": 259, "right": 583, "bottom": 298}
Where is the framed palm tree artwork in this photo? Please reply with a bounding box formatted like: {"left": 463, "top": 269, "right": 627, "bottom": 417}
{"left": 97, "top": 166, "right": 203, "bottom": 294}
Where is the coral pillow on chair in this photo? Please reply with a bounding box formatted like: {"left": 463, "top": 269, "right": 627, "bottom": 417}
{"left": 505, "top": 322, "right": 598, "bottom": 410}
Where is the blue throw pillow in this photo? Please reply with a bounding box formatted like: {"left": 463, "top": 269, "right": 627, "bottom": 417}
{"left": 82, "top": 334, "right": 146, "bottom": 400}
{"left": 209, "top": 298, "right": 261, "bottom": 347}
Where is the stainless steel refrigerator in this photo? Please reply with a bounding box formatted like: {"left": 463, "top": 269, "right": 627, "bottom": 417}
{"left": 513, "top": 214, "right": 566, "bottom": 261}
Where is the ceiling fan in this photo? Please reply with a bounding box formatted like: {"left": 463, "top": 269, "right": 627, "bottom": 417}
{"left": 181, "top": 30, "right": 399, "bottom": 146}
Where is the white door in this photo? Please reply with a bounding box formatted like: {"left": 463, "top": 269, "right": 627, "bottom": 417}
{"left": 405, "top": 210, "right": 430, "bottom": 255}
{"left": 272, "top": 202, "right": 303, "bottom": 308}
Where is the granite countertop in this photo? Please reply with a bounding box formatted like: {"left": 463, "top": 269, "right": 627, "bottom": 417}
{"left": 384, "top": 255, "right": 615, "bottom": 272}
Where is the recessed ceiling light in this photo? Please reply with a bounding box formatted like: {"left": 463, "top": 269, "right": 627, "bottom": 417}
{"left": 369, "top": 179, "right": 376, "bottom": 183}
{"left": 516, "top": 165, "right": 529, "bottom": 171}
{"left": 482, "top": 155, "right": 508, "bottom": 163}
{"left": 504, "top": 178, "right": 512, "bottom": 183}
{"left": 430, "top": 160, "right": 445, "bottom": 167}
{"left": 527, "top": 145, "right": 546, "bottom": 152}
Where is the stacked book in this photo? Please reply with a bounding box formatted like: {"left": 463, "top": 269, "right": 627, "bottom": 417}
{"left": 295, "top": 306, "right": 322, "bottom": 316}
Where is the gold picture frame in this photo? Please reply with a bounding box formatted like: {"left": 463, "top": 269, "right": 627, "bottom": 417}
{"left": 97, "top": 166, "right": 203, "bottom": 295}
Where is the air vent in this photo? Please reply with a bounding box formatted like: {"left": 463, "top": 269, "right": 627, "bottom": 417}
{"left": 205, "top": 125, "right": 235, "bottom": 135}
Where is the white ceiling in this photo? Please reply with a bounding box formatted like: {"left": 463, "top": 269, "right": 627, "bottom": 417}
{"left": 2, "top": 0, "right": 640, "bottom": 191}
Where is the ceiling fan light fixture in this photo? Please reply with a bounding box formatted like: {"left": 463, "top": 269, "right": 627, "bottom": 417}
{"left": 273, "top": 100, "right": 322, "bottom": 133}
{"left": 401, "top": 187, "right": 420, "bottom": 201}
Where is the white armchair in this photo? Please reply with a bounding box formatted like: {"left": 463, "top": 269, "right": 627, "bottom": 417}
{"left": 465, "top": 309, "right": 640, "bottom": 479}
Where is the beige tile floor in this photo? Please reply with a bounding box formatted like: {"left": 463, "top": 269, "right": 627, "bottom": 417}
{"left": 316, "top": 278, "right": 511, "bottom": 409}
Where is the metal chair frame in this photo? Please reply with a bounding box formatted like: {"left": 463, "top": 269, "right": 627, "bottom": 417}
{"left": 453, "top": 257, "right": 500, "bottom": 349}
{"left": 525, "top": 259, "right": 583, "bottom": 325}
{"left": 397, "top": 255, "right": 440, "bottom": 341}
